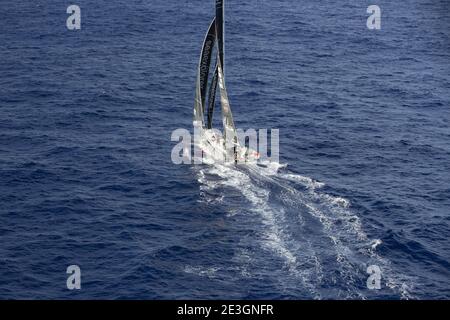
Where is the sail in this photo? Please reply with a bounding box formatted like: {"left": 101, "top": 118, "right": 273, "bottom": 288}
{"left": 195, "top": 0, "right": 237, "bottom": 149}
{"left": 194, "top": 18, "right": 217, "bottom": 127}
{"left": 193, "top": 1, "right": 261, "bottom": 164}
{"left": 206, "top": 64, "right": 218, "bottom": 129}
{"left": 217, "top": 62, "right": 237, "bottom": 143}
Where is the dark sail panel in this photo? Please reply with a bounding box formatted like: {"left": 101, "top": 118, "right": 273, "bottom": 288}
{"left": 194, "top": 18, "right": 217, "bottom": 126}
{"left": 199, "top": 19, "right": 217, "bottom": 112}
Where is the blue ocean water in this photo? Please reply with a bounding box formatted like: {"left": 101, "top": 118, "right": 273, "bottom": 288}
{"left": 0, "top": 0, "right": 449, "bottom": 299}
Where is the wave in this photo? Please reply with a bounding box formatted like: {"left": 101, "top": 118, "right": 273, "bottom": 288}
{"left": 195, "top": 161, "right": 416, "bottom": 299}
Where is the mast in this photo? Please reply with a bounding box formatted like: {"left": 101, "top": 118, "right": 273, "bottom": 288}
{"left": 216, "top": 0, "right": 225, "bottom": 74}
{"left": 206, "top": 0, "right": 224, "bottom": 129}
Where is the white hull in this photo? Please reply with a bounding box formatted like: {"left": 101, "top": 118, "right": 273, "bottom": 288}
{"left": 198, "top": 129, "right": 260, "bottom": 165}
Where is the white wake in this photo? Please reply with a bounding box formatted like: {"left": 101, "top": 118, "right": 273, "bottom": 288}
{"left": 193, "top": 161, "right": 415, "bottom": 299}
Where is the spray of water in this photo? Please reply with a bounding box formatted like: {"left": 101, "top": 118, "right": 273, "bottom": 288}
{"left": 192, "top": 160, "right": 415, "bottom": 299}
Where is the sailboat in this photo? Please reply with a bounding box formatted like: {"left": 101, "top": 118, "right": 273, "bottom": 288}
{"left": 194, "top": 0, "right": 260, "bottom": 164}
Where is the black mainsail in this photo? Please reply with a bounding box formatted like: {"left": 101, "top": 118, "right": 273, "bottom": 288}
{"left": 194, "top": 19, "right": 216, "bottom": 126}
